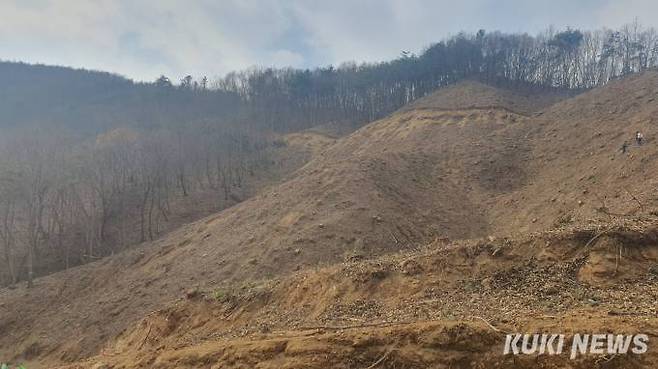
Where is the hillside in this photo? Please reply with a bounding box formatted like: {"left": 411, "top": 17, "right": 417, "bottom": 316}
{"left": 3, "top": 72, "right": 658, "bottom": 367}
{"left": 0, "top": 61, "right": 348, "bottom": 286}
{"left": 61, "top": 220, "right": 658, "bottom": 369}
{"left": 0, "top": 61, "right": 239, "bottom": 134}
{"left": 401, "top": 80, "right": 573, "bottom": 115}
{"left": 496, "top": 71, "right": 658, "bottom": 234}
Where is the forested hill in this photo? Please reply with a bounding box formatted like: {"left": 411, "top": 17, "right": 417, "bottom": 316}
{"left": 0, "top": 61, "right": 240, "bottom": 134}
{"left": 3, "top": 24, "right": 658, "bottom": 136}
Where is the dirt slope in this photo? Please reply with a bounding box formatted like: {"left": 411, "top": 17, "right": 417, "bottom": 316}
{"left": 60, "top": 219, "right": 658, "bottom": 369}
{"left": 493, "top": 71, "right": 658, "bottom": 235}
{"left": 3, "top": 72, "right": 658, "bottom": 367}
{"left": 402, "top": 79, "right": 572, "bottom": 115}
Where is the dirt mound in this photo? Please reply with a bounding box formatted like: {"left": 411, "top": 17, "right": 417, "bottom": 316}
{"left": 3, "top": 73, "right": 658, "bottom": 367}
{"left": 57, "top": 220, "right": 658, "bottom": 369}
{"left": 402, "top": 80, "right": 572, "bottom": 115}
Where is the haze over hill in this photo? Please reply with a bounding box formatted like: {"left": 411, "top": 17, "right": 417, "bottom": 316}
{"left": 0, "top": 62, "right": 238, "bottom": 133}
{"left": 2, "top": 70, "right": 658, "bottom": 368}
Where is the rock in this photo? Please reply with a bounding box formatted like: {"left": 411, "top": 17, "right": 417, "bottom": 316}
{"left": 587, "top": 298, "right": 600, "bottom": 306}
{"left": 185, "top": 288, "right": 200, "bottom": 299}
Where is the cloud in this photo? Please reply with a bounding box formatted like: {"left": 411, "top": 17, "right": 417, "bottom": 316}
{"left": 268, "top": 49, "right": 305, "bottom": 68}
{"left": 0, "top": 0, "right": 656, "bottom": 81}
{"left": 0, "top": 0, "right": 297, "bottom": 80}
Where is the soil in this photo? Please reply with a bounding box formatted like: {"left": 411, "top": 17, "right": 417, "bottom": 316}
{"left": 57, "top": 221, "right": 658, "bottom": 369}
{"left": 3, "top": 71, "right": 658, "bottom": 368}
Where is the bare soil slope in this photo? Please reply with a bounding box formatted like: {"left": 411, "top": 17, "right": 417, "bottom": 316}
{"left": 493, "top": 71, "right": 658, "bottom": 235}
{"left": 61, "top": 219, "right": 658, "bottom": 369}
{"left": 402, "top": 80, "right": 571, "bottom": 114}
{"left": 3, "top": 72, "right": 658, "bottom": 367}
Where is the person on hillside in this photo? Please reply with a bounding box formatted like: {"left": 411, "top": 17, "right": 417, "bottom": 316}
{"left": 621, "top": 141, "right": 629, "bottom": 153}
{"left": 636, "top": 131, "right": 644, "bottom": 145}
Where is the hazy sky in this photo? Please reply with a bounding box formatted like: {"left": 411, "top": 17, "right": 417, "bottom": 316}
{"left": 1, "top": 0, "right": 656, "bottom": 82}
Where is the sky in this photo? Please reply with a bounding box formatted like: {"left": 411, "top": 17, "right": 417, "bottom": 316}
{"left": 1, "top": 0, "right": 657, "bottom": 82}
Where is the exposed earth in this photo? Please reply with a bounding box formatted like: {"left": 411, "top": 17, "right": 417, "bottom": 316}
{"left": 3, "top": 72, "right": 658, "bottom": 368}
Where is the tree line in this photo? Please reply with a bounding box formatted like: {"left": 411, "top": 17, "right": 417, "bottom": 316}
{"left": 200, "top": 22, "right": 658, "bottom": 132}
{"left": 0, "top": 124, "right": 273, "bottom": 286}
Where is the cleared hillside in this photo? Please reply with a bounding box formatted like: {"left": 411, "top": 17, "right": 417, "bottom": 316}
{"left": 59, "top": 220, "right": 658, "bottom": 369}
{"left": 402, "top": 80, "right": 573, "bottom": 114}
{"left": 3, "top": 72, "right": 658, "bottom": 367}
{"left": 492, "top": 71, "right": 658, "bottom": 235}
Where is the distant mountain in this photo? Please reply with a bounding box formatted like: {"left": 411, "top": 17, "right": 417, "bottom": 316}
{"left": 0, "top": 61, "right": 239, "bottom": 134}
